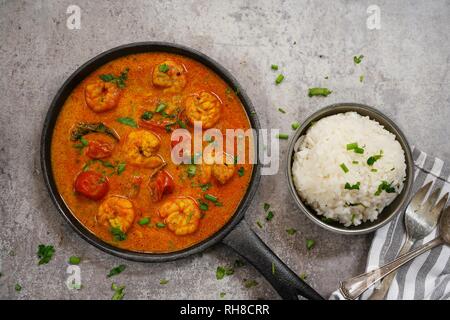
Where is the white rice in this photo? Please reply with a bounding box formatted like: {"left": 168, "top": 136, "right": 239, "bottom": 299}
{"left": 292, "top": 111, "right": 406, "bottom": 226}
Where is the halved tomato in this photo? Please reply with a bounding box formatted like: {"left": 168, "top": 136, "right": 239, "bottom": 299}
{"left": 74, "top": 171, "right": 109, "bottom": 200}
{"left": 86, "top": 140, "right": 114, "bottom": 159}
{"left": 149, "top": 170, "right": 175, "bottom": 202}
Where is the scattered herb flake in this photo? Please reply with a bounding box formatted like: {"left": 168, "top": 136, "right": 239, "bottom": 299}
{"left": 155, "top": 102, "right": 167, "bottom": 113}
{"left": 359, "top": 75, "right": 364, "bottom": 82}
{"left": 110, "top": 227, "right": 126, "bottom": 241}
{"left": 367, "top": 153, "right": 383, "bottom": 166}
{"left": 344, "top": 182, "right": 361, "bottom": 190}
{"left": 107, "top": 264, "right": 126, "bottom": 278}
{"left": 308, "top": 87, "right": 332, "bottom": 97}
{"left": 291, "top": 122, "right": 300, "bottom": 130}
{"left": 160, "top": 279, "right": 169, "bottom": 285}
{"left": 276, "top": 133, "right": 289, "bottom": 140}
{"left": 354, "top": 55, "right": 364, "bottom": 64}
{"left": 340, "top": 163, "right": 349, "bottom": 173}
{"left": 156, "top": 222, "right": 166, "bottom": 228}
{"left": 117, "top": 162, "right": 126, "bottom": 175}
{"left": 237, "top": 167, "right": 245, "bottom": 177}
{"left": 266, "top": 211, "right": 274, "bottom": 221}
{"left": 69, "top": 256, "right": 81, "bottom": 265}
{"left": 256, "top": 220, "right": 263, "bottom": 228}
{"left": 234, "top": 259, "right": 245, "bottom": 268}
{"left": 244, "top": 279, "right": 258, "bottom": 288}
{"left": 263, "top": 203, "right": 270, "bottom": 211}
{"left": 111, "top": 283, "right": 125, "bottom": 300}
{"left": 275, "top": 74, "right": 284, "bottom": 85}
{"left": 271, "top": 64, "right": 279, "bottom": 70}
{"left": 375, "top": 181, "right": 396, "bottom": 196}
{"left": 158, "top": 63, "right": 169, "bottom": 73}
{"left": 306, "top": 239, "right": 315, "bottom": 250}
{"left": 299, "top": 273, "right": 308, "bottom": 280}
{"left": 278, "top": 108, "right": 286, "bottom": 114}
{"left": 138, "top": 217, "right": 150, "bottom": 225}
{"left": 37, "top": 244, "right": 55, "bottom": 265}
{"left": 286, "top": 228, "right": 297, "bottom": 235}
{"left": 271, "top": 262, "right": 276, "bottom": 275}
{"left": 141, "top": 111, "right": 153, "bottom": 121}
{"left": 187, "top": 164, "right": 196, "bottom": 177}
{"left": 219, "top": 292, "right": 226, "bottom": 298}
{"left": 116, "top": 117, "right": 137, "bottom": 128}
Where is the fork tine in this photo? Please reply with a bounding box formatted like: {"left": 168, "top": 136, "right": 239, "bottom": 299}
{"left": 410, "top": 181, "right": 433, "bottom": 208}
{"left": 430, "top": 192, "right": 449, "bottom": 216}
{"left": 422, "top": 187, "right": 442, "bottom": 213}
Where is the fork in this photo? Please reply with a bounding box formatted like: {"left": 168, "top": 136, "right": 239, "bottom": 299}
{"left": 341, "top": 181, "right": 449, "bottom": 300}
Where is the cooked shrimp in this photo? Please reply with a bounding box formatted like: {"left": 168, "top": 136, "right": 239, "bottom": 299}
{"left": 185, "top": 92, "right": 221, "bottom": 129}
{"left": 97, "top": 196, "right": 135, "bottom": 233}
{"left": 152, "top": 60, "right": 186, "bottom": 93}
{"left": 159, "top": 198, "right": 201, "bottom": 235}
{"left": 124, "top": 130, "right": 164, "bottom": 168}
{"left": 212, "top": 153, "right": 236, "bottom": 184}
{"left": 85, "top": 81, "right": 121, "bottom": 112}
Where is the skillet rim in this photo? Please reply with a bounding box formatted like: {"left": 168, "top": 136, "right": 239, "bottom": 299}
{"left": 40, "top": 42, "right": 261, "bottom": 262}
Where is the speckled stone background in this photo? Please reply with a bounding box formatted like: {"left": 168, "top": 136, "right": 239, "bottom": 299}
{"left": 0, "top": 0, "right": 449, "bottom": 300}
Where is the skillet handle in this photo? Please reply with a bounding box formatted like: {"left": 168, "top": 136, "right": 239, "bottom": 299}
{"left": 222, "top": 219, "right": 324, "bottom": 300}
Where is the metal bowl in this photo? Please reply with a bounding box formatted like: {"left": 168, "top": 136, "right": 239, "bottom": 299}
{"left": 286, "top": 103, "right": 414, "bottom": 235}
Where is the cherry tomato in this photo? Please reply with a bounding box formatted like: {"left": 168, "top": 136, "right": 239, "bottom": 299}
{"left": 74, "top": 171, "right": 109, "bottom": 200}
{"left": 86, "top": 140, "right": 114, "bottom": 159}
{"left": 149, "top": 170, "right": 175, "bottom": 202}
{"left": 139, "top": 119, "right": 174, "bottom": 132}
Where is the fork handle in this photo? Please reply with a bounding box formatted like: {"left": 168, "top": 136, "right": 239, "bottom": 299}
{"left": 339, "top": 237, "right": 444, "bottom": 300}
{"left": 367, "top": 238, "right": 414, "bottom": 300}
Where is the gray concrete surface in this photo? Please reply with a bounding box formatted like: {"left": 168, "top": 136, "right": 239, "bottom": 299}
{"left": 0, "top": 0, "right": 449, "bottom": 300}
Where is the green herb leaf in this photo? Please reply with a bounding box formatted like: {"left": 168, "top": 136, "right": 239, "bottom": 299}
{"left": 37, "top": 244, "right": 55, "bottom": 265}
{"left": 100, "top": 68, "right": 129, "bottom": 88}
{"left": 80, "top": 136, "right": 89, "bottom": 146}
{"left": 159, "top": 64, "right": 170, "bottom": 73}
{"left": 256, "top": 220, "right": 263, "bottom": 228}
{"left": 352, "top": 161, "right": 359, "bottom": 164}
{"left": 117, "top": 162, "right": 126, "bottom": 175}
{"left": 216, "top": 266, "right": 226, "bottom": 280}
{"left": 286, "top": 228, "right": 297, "bottom": 235}
{"left": 237, "top": 167, "right": 245, "bottom": 177}
{"left": 234, "top": 259, "right": 245, "bottom": 268}
{"left": 155, "top": 102, "right": 167, "bottom": 113}
{"left": 272, "top": 262, "right": 276, "bottom": 275}
{"left": 177, "top": 119, "right": 187, "bottom": 129}
{"left": 219, "top": 292, "right": 226, "bottom": 298}
{"left": 107, "top": 264, "right": 126, "bottom": 278}
{"left": 271, "top": 64, "right": 279, "bottom": 70}
{"left": 110, "top": 227, "right": 126, "bottom": 241}
{"left": 205, "top": 194, "right": 218, "bottom": 203}
{"left": 15, "top": 283, "right": 22, "bottom": 292}
{"left": 340, "top": 163, "right": 349, "bottom": 173}
{"left": 278, "top": 108, "right": 286, "bottom": 114}
{"left": 138, "top": 217, "right": 150, "bottom": 225}
{"left": 299, "top": 273, "right": 308, "bottom": 280}
{"left": 344, "top": 182, "right": 361, "bottom": 190}
{"left": 354, "top": 55, "right": 364, "bottom": 64}
{"left": 160, "top": 279, "right": 169, "bottom": 285}
{"left": 69, "top": 256, "right": 81, "bottom": 265}
{"left": 275, "top": 74, "right": 284, "bottom": 85}
{"left": 198, "top": 200, "right": 209, "bottom": 211}
{"left": 308, "top": 87, "right": 332, "bottom": 97}
{"left": 99, "top": 74, "right": 115, "bottom": 82}
{"left": 306, "top": 239, "right": 315, "bottom": 250}
{"left": 291, "top": 122, "right": 300, "bottom": 130}
{"left": 263, "top": 203, "right": 270, "bottom": 211}
{"left": 347, "top": 142, "right": 364, "bottom": 154}
{"left": 141, "top": 111, "right": 153, "bottom": 121}
{"left": 156, "top": 222, "right": 166, "bottom": 228}
{"left": 111, "top": 283, "right": 125, "bottom": 300}
{"left": 244, "top": 279, "right": 258, "bottom": 288}
{"left": 187, "top": 164, "right": 196, "bottom": 177}
{"left": 117, "top": 117, "right": 137, "bottom": 128}
{"left": 359, "top": 75, "right": 364, "bottom": 82}
{"left": 375, "top": 180, "right": 396, "bottom": 196}
{"left": 367, "top": 153, "right": 383, "bottom": 166}
{"left": 266, "top": 211, "right": 274, "bottom": 221}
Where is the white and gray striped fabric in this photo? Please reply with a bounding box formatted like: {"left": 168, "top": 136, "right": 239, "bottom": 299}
{"left": 331, "top": 147, "right": 450, "bottom": 300}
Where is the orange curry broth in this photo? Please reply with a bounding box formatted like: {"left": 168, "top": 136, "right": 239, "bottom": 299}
{"left": 51, "top": 52, "right": 253, "bottom": 253}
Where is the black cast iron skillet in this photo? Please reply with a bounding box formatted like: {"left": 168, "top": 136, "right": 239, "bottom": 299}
{"left": 40, "top": 42, "right": 323, "bottom": 300}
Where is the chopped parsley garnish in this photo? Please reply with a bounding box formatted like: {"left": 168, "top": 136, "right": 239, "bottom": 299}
{"left": 346, "top": 142, "right": 364, "bottom": 154}
{"left": 265, "top": 211, "right": 274, "bottom": 221}
{"left": 359, "top": 75, "right": 364, "bottom": 82}
{"left": 345, "top": 182, "right": 361, "bottom": 190}
{"left": 219, "top": 292, "right": 226, "bottom": 298}
{"left": 99, "top": 68, "right": 129, "bottom": 88}
{"left": 158, "top": 63, "right": 170, "bottom": 73}
{"left": 371, "top": 168, "right": 378, "bottom": 172}
{"left": 354, "top": 55, "right": 364, "bottom": 64}
{"left": 234, "top": 259, "right": 245, "bottom": 268}
{"left": 275, "top": 74, "right": 285, "bottom": 85}
{"left": 256, "top": 220, "right": 263, "bottom": 228}
{"left": 278, "top": 108, "right": 286, "bottom": 114}
{"left": 286, "top": 228, "right": 297, "bottom": 235}
{"left": 321, "top": 216, "right": 336, "bottom": 223}
{"left": 69, "top": 256, "right": 81, "bottom": 265}
{"left": 216, "top": 266, "right": 234, "bottom": 280}
{"left": 375, "top": 181, "right": 396, "bottom": 196}
{"left": 141, "top": 111, "right": 153, "bottom": 120}
{"left": 340, "top": 163, "right": 349, "bottom": 173}
{"left": 291, "top": 122, "right": 300, "bottom": 130}
{"left": 107, "top": 264, "right": 126, "bottom": 278}
{"left": 271, "top": 64, "right": 279, "bottom": 70}
{"left": 308, "top": 87, "right": 332, "bottom": 97}
{"left": 299, "top": 273, "right": 308, "bottom": 280}
{"left": 204, "top": 194, "right": 218, "bottom": 203}
{"left": 276, "top": 133, "right": 289, "bottom": 140}
{"left": 111, "top": 283, "right": 125, "bottom": 300}
{"left": 244, "top": 279, "right": 258, "bottom": 288}
{"left": 367, "top": 153, "right": 383, "bottom": 166}
{"left": 352, "top": 161, "right": 359, "bottom": 164}
{"left": 15, "top": 284, "right": 22, "bottom": 292}
{"left": 306, "top": 239, "right": 315, "bottom": 250}
{"left": 160, "top": 279, "right": 169, "bottom": 285}
{"left": 272, "top": 262, "right": 276, "bottom": 275}
{"left": 237, "top": 167, "right": 245, "bottom": 177}
{"left": 156, "top": 222, "right": 166, "bottom": 228}
{"left": 177, "top": 119, "right": 187, "bottom": 129}
{"left": 110, "top": 227, "right": 126, "bottom": 241}
{"left": 37, "top": 244, "right": 55, "bottom": 265}
{"left": 198, "top": 200, "right": 209, "bottom": 211}
{"left": 116, "top": 117, "right": 137, "bottom": 128}
{"left": 138, "top": 217, "right": 150, "bottom": 225}
{"left": 263, "top": 203, "right": 270, "bottom": 211}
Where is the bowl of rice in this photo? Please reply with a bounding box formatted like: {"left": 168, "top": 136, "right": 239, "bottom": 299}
{"left": 287, "top": 103, "right": 414, "bottom": 234}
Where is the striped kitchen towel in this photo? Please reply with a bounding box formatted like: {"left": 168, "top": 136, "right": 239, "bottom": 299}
{"left": 331, "top": 147, "right": 450, "bottom": 300}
